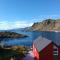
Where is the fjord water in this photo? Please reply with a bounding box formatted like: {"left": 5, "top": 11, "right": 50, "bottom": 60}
{"left": 0, "top": 30, "right": 42, "bottom": 46}
{"left": 0, "top": 30, "right": 60, "bottom": 47}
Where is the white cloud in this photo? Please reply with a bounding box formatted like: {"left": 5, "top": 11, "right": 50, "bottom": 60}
{"left": 15, "top": 21, "right": 33, "bottom": 28}
{"left": 0, "top": 21, "right": 33, "bottom": 30}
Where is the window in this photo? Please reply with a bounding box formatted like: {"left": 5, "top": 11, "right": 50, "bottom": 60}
{"left": 53, "top": 45, "right": 58, "bottom": 55}
{"left": 53, "top": 45, "right": 58, "bottom": 60}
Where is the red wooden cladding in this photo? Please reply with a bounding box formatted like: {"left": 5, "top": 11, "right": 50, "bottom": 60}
{"left": 58, "top": 48, "right": 60, "bottom": 60}
{"left": 39, "top": 43, "right": 53, "bottom": 60}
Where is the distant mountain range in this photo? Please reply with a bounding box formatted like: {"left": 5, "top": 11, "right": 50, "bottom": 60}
{"left": 1, "top": 19, "right": 60, "bottom": 32}
{"left": 27, "top": 19, "right": 60, "bottom": 31}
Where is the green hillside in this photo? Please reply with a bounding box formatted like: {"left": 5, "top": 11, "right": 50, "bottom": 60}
{"left": 29, "top": 19, "right": 60, "bottom": 31}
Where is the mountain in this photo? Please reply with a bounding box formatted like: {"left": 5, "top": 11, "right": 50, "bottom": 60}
{"left": 27, "top": 19, "right": 60, "bottom": 31}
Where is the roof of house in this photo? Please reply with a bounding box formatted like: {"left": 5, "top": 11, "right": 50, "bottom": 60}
{"left": 41, "top": 32, "right": 60, "bottom": 46}
{"left": 33, "top": 36, "right": 52, "bottom": 52}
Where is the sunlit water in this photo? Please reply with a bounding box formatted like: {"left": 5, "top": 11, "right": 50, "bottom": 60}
{"left": 0, "top": 30, "right": 42, "bottom": 46}
{"left": 0, "top": 30, "right": 60, "bottom": 47}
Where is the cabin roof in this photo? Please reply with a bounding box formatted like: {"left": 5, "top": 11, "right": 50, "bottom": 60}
{"left": 33, "top": 36, "right": 52, "bottom": 52}
{"left": 33, "top": 32, "right": 60, "bottom": 52}
{"left": 41, "top": 32, "right": 60, "bottom": 47}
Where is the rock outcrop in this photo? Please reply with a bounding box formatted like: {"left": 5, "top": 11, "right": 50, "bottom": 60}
{"left": 28, "top": 19, "right": 60, "bottom": 31}
{"left": 0, "top": 31, "right": 27, "bottom": 38}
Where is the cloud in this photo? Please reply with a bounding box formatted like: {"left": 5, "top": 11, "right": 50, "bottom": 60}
{"left": 15, "top": 21, "right": 33, "bottom": 28}
{"left": 0, "top": 21, "right": 33, "bottom": 30}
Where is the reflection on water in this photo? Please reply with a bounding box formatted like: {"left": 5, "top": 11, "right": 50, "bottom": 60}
{"left": 0, "top": 31, "right": 60, "bottom": 47}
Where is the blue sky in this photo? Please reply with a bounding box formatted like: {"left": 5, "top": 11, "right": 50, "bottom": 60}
{"left": 0, "top": 0, "right": 60, "bottom": 30}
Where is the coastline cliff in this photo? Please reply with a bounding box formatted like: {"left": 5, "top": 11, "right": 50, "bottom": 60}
{"left": 28, "top": 19, "right": 60, "bottom": 31}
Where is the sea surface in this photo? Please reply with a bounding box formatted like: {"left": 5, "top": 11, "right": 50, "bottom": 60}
{"left": 0, "top": 30, "right": 60, "bottom": 47}
{"left": 0, "top": 30, "right": 42, "bottom": 46}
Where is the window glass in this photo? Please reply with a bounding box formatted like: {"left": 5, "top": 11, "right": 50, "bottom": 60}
{"left": 53, "top": 45, "right": 58, "bottom": 60}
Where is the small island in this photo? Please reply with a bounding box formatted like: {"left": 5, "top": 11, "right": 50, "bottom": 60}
{"left": 0, "top": 31, "right": 28, "bottom": 38}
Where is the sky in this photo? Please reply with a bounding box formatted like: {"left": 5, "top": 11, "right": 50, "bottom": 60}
{"left": 0, "top": 0, "right": 60, "bottom": 30}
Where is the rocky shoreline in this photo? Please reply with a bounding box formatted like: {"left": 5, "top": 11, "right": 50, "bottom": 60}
{"left": 27, "top": 19, "right": 60, "bottom": 31}
{"left": 0, "top": 46, "right": 29, "bottom": 60}
{"left": 0, "top": 31, "right": 28, "bottom": 38}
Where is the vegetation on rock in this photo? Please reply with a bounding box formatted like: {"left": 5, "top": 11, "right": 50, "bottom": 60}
{"left": 0, "top": 31, "right": 27, "bottom": 38}
{"left": 28, "top": 19, "right": 60, "bottom": 31}
{"left": 0, "top": 46, "right": 28, "bottom": 60}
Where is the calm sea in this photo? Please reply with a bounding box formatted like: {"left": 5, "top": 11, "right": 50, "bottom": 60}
{"left": 0, "top": 30, "right": 42, "bottom": 46}
{"left": 0, "top": 30, "right": 60, "bottom": 47}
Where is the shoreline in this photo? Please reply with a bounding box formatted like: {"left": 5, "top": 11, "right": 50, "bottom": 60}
{"left": 0, "top": 31, "right": 28, "bottom": 38}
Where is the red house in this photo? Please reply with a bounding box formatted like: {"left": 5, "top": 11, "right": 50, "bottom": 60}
{"left": 33, "top": 36, "right": 59, "bottom": 60}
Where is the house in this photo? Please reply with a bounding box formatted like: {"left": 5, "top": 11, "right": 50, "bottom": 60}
{"left": 33, "top": 36, "right": 60, "bottom": 60}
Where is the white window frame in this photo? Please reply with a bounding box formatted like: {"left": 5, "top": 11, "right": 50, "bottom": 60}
{"left": 53, "top": 45, "right": 58, "bottom": 56}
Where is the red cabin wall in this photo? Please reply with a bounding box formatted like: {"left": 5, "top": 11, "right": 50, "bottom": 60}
{"left": 58, "top": 48, "right": 60, "bottom": 60}
{"left": 39, "top": 43, "right": 53, "bottom": 60}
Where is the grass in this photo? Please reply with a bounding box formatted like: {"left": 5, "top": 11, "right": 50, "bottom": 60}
{"left": 0, "top": 46, "right": 28, "bottom": 60}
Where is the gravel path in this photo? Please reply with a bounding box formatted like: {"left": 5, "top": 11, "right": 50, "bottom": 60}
{"left": 23, "top": 51, "right": 34, "bottom": 60}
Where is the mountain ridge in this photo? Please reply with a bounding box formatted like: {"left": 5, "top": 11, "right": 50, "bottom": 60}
{"left": 27, "top": 19, "right": 60, "bottom": 31}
